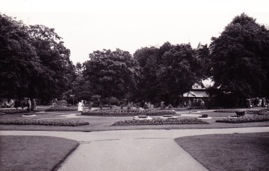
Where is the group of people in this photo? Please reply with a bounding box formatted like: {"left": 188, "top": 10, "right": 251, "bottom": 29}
{"left": 14, "top": 98, "right": 37, "bottom": 111}
{"left": 246, "top": 97, "right": 268, "bottom": 108}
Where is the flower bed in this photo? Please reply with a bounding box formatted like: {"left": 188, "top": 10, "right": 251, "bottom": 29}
{"left": 257, "top": 109, "right": 269, "bottom": 115}
{"left": 0, "top": 119, "right": 89, "bottom": 126}
{"left": 216, "top": 115, "right": 269, "bottom": 123}
{"left": 0, "top": 109, "right": 28, "bottom": 114}
{"left": 214, "top": 109, "right": 245, "bottom": 113}
{"left": 45, "top": 106, "right": 77, "bottom": 111}
{"left": 82, "top": 109, "right": 176, "bottom": 116}
{"left": 112, "top": 118, "right": 208, "bottom": 126}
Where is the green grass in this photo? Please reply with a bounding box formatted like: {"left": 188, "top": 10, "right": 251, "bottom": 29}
{"left": 175, "top": 132, "right": 269, "bottom": 171}
{"left": 0, "top": 136, "right": 79, "bottom": 171}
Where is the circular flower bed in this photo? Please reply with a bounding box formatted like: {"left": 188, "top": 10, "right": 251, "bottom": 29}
{"left": 216, "top": 115, "right": 269, "bottom": 123}
{"left": 82, "top": 109, "right": 176, "bottom": 116}
{"left": 0, "top": 119, "right": 89, "bottom": 126}
{"left": 112, "top": 118, "right": 208, "bottom": 126}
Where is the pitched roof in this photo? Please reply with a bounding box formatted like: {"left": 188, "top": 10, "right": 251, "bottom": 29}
{"left": 183, "top": 90, "right": 209, "bottom": 98}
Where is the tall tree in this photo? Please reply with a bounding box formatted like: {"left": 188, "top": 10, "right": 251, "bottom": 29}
{"left": 134, "top": 42, "right": 202, "bottom": 105}
{"left": 195, "top": 43, "right": 211, "bottom": 79}
{"left": 210, "top": 13, "right": 269, "bottom": 105}
{"left": 133, "top": 46, "right": 159, "bottom": 103}
{"left": 0, "top": 13, "right": 75, "bottom": 102}
{"left": 28, "top": 25, "right": 74, "bottom": 102}
{"left": 0, "top": 14, "right": 42, "bottom": 98}
{"left": 83, "top": 49, "right": 140, "bottom": 106}
{"left": 156, "top": 43, "right": 202, "bottom": 105}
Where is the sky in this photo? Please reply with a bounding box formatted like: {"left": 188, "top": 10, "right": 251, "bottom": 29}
{"left": 1, "top": 0, "right": 268, "bottom": 64}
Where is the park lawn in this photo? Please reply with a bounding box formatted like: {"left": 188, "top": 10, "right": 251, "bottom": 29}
{"left": 0, "top": 136, "right": 79, "bottom": 171}
{"left": 174, "top": 132, "right": 269, "bottom": 171}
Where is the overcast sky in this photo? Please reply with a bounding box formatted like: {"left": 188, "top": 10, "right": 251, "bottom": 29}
{"left": 1, "top": 0, "right": 268, "bottom": 64}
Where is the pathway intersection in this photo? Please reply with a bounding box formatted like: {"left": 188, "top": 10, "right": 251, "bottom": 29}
{"left": 1, "top": 127, "right": 269, "bottom": 171}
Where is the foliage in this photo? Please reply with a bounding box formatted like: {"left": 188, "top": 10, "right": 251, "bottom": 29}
{"left": 82, "top": 109, "right": 176, "bottom": 116}
{"left": 0, "top": 118, "right": 89, "bottom": 126}
{"left": 83, "top": 49, "right": 141, "bottom": 105}
{"left": 216, "top": 115, "right": 269, "bottom": 123}
{"left": 134, "top": 42, "right": 204, "bottom": 105}
{"left": 0, "top": 14, "right": 75, "bottom": 103}
{"left": 210, "top": 13, "right": 269, "bottom": 106}
{"left": 45, "top": 106, "right": 77, "bottom": 111}
{"left": 27, "top": 25, "right": 75, "bottom": 102}
{"left": 112, "top": 118, "right": 208, "bottom": 126}
{"left": 0, "top": 109, "right": 28, "bottom": 114}
{"left": 0, "top": 14, "right": 41, "bottom": 98}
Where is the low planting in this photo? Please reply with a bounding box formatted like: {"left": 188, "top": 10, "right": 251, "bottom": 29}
{"left": 45, "top": 106, "right": 77, "bottom": 111}
{"left": 257, "top": 108, "right": 269, "bottom": 115}
{"left": 82, "top": 109, "right": 176, "bottom": 116}
{"left": 214, "top": 109, "right": 245, "bottom": 113}
{"left": 216, "top": 115, "right": 269, "bottom": 123}
{"left": 112, "top": 118, "right": 208, "bottom": 126}
{"left": 0, "top": 109, "right": 28, "bottom": 114}
{"left": 0, "top": 119, "right": 89, "bottom": 126}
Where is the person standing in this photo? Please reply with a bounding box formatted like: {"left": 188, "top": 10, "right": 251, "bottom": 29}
{"left": 27, "top": 98, "right": 32, "bottom": 112}
{"left": 78, "top": 100, "right": 84, "bottom": 113}
{"left": 31, "top": 98, "right": 37, "bottom": 111}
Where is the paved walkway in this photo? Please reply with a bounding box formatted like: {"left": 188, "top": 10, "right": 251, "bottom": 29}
{"left": 1, "top": 127, "right": 269, "bottom": 171}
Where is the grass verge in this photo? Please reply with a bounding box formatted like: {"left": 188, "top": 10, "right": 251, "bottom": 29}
{"left": 0, "top": 136, "right": 79, "bottom": 171}
{"left": 174, "top": 132, "right": 269, "bottom": 171}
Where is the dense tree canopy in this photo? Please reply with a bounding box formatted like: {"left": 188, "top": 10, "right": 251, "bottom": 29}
{"left": 28, "top": 25, "right": 75, "bottom": 101}
{"left": 210, "top": 13, "right": 269, "bottom": 105}
{"left": 134, "top": 42, "right": 204, "bottom": 105}
{"left": 0, "top": 14, "right": 41, "bottom": 98}
{"left": 0, "top": 14, "right": 75, "bottom": 103}
{"left": 83, "top": 49, "right": 140, "bottom": 105}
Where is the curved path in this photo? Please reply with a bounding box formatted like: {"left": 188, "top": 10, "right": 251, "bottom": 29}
{"left": 1, "top": 127, "right": 269, "bottom": 171}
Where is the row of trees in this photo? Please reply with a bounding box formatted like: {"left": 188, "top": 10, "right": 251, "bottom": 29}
{"left": 1, "top": 13, "right": 269, "bottom": 107}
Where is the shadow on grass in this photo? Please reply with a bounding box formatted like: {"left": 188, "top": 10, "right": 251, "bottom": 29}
{"left": 0, "top": 136, "right": 79, "bottom": 171}
{"left": 175, "top": 132, "right": 269, "bottom": 171}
